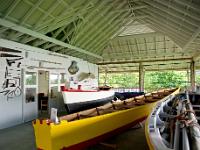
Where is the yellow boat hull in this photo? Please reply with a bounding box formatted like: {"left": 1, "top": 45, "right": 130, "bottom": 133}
{"left": 33, "top": 88, "right": 180, "bottom": 150}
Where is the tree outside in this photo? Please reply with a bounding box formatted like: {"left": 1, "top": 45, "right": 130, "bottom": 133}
{"left": 99, "top": 71, "right": 189, "bottom": 92}
{"left": 99, "top": 73, "right": 139, "bottom": 88}
{"left": 196, "top": 71, "right": 200, "bottom": 85}
{"left": 144, "top": 71, "right": 188, "bottom": 92}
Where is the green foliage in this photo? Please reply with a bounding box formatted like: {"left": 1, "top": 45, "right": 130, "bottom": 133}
{"left": 99, "top": 71, "right": 188, "bottom": 92}
{"left": 144, "top": 71, "right": 187, "bottom": 91}
{"left": 196, "top": 73, "right": 200, "bottom": 85}
{"left": 99, "top": 73, "right": 138, "bottom": 88}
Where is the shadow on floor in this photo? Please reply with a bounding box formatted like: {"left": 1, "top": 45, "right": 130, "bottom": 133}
{"left": 0, "top": 115, "right": 148, "bottom": 150}
{"left": 87, "top": 123, "right": 148, "bottom": 150}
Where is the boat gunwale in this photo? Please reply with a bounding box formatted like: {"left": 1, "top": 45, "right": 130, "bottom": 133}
{"left": 59, "top": 88, "right": 179, "bottom": 123}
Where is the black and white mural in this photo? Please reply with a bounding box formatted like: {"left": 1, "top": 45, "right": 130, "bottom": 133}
{"left": 0, "top": 57, "right": 23, "bottom": 100}
{"left": 0, "top": 48, "right": 24, "bottom": 129}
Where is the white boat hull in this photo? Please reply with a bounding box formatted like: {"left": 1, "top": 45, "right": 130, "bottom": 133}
{"left": 62, "top": 90, "right": 115, "bottom": 113}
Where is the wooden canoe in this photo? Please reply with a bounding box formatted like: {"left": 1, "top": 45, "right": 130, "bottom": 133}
{"left": 33, "top": 88, "right": 180, "bottom": 150}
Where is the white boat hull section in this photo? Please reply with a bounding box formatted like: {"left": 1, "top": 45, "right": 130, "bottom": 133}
{"left": 62, "top": 90, "right": 115, "bottom": 104}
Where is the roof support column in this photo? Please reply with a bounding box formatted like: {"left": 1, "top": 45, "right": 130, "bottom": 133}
{"left": 139, "top": 62, "right": 144, "bottom": 92}
{"left": 190, "top": 60, "right": 195, "bottom": 92}
{"left": 104, "top": 70, "right": 108, "bottom": 86}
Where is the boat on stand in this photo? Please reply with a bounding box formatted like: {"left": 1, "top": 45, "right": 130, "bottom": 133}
{"left": 61, "top": 85, "right": 115, "bottom": 113}
{"left": 33, "top": 88, "right": 179, "bottom": 150}
{"left": 60, "top": 86, "right": 144, "bottom": 114}
{"left": 145, "top": 91, "right": 200, "bottom": 150}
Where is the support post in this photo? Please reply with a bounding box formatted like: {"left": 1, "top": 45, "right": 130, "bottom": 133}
{"left": 104, "top": 69, "right": 108, "bottom": 86}
{"left": 190, "top": 60, "right": 195, "bottom": 92}
{"left": 139, "top": 63, "right": 144, "bottom": 92}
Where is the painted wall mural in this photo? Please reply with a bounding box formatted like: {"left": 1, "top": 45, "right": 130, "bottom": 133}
{"left": 0, "top": 57, "right": 23, "bottom": 100}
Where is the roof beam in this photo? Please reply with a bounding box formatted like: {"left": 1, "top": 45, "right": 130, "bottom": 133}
{"left": 97, "top": 57, "right": 192, "bottom": 65}
{"left": 3, "top": 0, "right": 21, "bottom": 18}
{"left": 102, "top": 50, "right": 188, "bottom": 59}
{"left": 115, "top": 32, "right": 162, "bottom": 40}
{"left": 32, "top": 40, "right": 47, "bottom": 47}
{"left": 144, "top": 7, "right": 197, "bottom": 33}
{"left": 155, "top": 0, "right": 200, "bottom": 21}
{"left": 183, "top": 27, "right": 200, "bottom": 51}
{"left": 83, "top": 18, "right": 125, "bottom": 50}
{"left": 71, "top": 0, "right": 116, "bottom": 44}
{"left": 135, "top": 10, "right": 192, "bottom": 37}
{"left": 100, "top": 64, "right": 189, "bottom": 70}
{"left": 143, "top": 19, "right": 187, "bottom": 46}
{"left": 32, "top": 1, "right": 61, "bottom": 29}
{"left": 84, "top": 12, "right": 131, "bottom": 51}
{"left": 103, "top": 53, "right": 192, "bottom": 60}
{"left": 111, "top": 5, "right": 147, "bottom": 13}
{"left": 144, "top": 0, "right": 200, "bottom": 27}
{"left": 174, "top": 0, "right": 200, "bottom": 11}
{"left": 34, "top": 0, "right": 80, "bottom": 30}
{"left": 146, "top": 17, "right": 191, "bottom": 39}
{"left": 99, "top": 67, "right": 190, "bottom": 73}
{"left": 0, "top": 18, "right": 102, "bottom": 59}
{"left": 20, "top": 0, "right": 44, "bottom": 25}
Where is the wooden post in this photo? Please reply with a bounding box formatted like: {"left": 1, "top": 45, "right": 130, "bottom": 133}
{"left": 190, "top": 60, "right": 195, "bottom": 92}
{"left": 104, "top": 69, "right": 108, "bottom": 86}
{"left": 139, "top": 62, "right": 144, "bottom": 92}
{"left": 187, "top": 70, "right": 190, "bottom": 87}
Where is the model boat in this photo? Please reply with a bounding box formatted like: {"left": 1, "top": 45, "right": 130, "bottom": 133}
{"left": 145, "top": 91, "right": 200, "bottom": 150}
{"left": 33, "top": 88, "right": 179, "bottom": 150}
{"left": 60, "top": 86, "right": 115, "bottom": 113}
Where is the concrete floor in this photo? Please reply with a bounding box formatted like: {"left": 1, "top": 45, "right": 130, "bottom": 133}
{"left": 0, "top": 120, "right": 148, "bottom": 150}
{"left": 0, "top": 122, "right": 36, "bottom": 150}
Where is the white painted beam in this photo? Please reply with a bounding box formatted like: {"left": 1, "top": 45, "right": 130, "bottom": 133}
{"left": 145, "top": 0, "right": 200, "bottom": 27}
{"left": 183, "top": 27, "right": 200, "bottom": 51}
{"left": 111, "top": 5, "right": 147, "bottom": 13}
{"left": 71, "top": 0, "right": 119, "bottom": 44}
{"left": 144, "top": 19, "right": 187, "bottom": 46}
{"left": 144, "top": 7, "right": 196, "bottom": 33}
{"left": 139, "top": 62, "right": 144, "bottom": 92}
{"left": 156, "top": 0, "right": 200, "bottom": 21}
{"left": 97, "top": 57, "right": 192, "bottom": 65}
{"left": 20, "top": 0, "right": 44, "bottom": 25}
{"left": 0, "top": 19, "right": 103, "bottom": 59}
{"left": 174, "top": 0, "right": 200, "bottom": 11}
{"left": 0, "top": 38, "right": 82, "bottom": 63}
{"left": 3, "top": 0, "right": 21, "bottom": 18}
{"left": 190, "top": 60, "right": 195, "bottom": 92}
{"left": 146, "top": 17, "right": 191, "bottom": 39}
{"left": 103, "top": 51, "right": 189, "bottom": 59}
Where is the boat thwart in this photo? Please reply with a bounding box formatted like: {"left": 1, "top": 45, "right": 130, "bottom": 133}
{"left": 145, "top": 91, "right": 200, "bottom": 150}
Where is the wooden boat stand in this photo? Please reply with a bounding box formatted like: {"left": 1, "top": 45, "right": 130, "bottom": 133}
{"left": 99, "top": 142, "right": 117, "bottom": 149}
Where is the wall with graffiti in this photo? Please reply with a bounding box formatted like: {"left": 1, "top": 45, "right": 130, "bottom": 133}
{"left": 0, "top": 48, "right": 24, "bottom": 129}
{"left": 0, "top": 39, "right": 98, "bottom": 129}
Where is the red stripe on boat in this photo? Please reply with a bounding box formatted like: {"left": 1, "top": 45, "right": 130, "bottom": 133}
{"left": 33, "top": 120, "right": 36, "bottom": 124}
{"left": 39, "top": 119, "right": 43, "bottom": 124}
{"left": 60, "top": 86, "right": 98, "bottom": 92}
